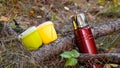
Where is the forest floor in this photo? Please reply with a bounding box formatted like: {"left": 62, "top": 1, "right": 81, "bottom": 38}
{"left": 0, "top": 0, "right": 120, "bottom": 68}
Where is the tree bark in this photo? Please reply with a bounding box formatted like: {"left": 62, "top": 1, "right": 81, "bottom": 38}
{"left": 92, "top": 19, "right": 120, "bottom": 38}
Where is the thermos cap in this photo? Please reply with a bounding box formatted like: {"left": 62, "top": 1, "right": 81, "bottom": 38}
{"left": 77, "top": 13, "right": 88, "bottom": 28}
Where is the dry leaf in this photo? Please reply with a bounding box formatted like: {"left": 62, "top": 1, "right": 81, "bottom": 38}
{"left": 0, "top": 16, "right": 9, "bottom": 22}
{"left": 29, "top": 10, "right": 35, "bottom": 16}
{"left": 15, "top": 4, "right": 19, "bottom": 9}
{"left": 110, "top": 64, "right": 118, "bottom": 67}
{"left": 64, "top": 6, "right": 69, "bottom": 11}
{"left": 93, "top": 6, "right": 97, "bottom": 10}
{"left": 104, "top": 64, "right": 111, "bottom": 68}
{"left": 104, "top": 64, "right": 118, "bottom": 68}
{"left": 34, "top": 0, "right": 38, "bottom": 3}
{"left": 37, "top": 16, "right": 42, "bottom": 19}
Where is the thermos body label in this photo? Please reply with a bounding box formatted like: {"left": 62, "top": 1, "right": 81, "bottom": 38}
{"left": 77, "top": 27, "right": 98, "bottom": 54}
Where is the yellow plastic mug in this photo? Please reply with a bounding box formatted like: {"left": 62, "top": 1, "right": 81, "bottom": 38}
{"left": 37, "top": 21, "right": 57, "bottom": 44}
{"left": 18, "top": 26, "right": 42, "bottom": 51}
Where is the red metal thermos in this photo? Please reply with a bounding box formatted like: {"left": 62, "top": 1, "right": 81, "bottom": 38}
{"left": 72, "top": 13, "right": 102, "bottom": 68}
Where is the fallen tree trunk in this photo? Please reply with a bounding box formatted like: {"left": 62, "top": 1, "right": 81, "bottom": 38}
{"left": 32, "top": 19, "right": 120, "bottom": 65}
{"left": 78, "top": 53, "right": 120, "bottom": 64}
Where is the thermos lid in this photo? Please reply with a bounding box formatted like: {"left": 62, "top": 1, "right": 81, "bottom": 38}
{"left": 18, "top": 26, "right": 36, "bottom": 39}
{"left": 77, "top": 13, "right": 88, "bottom": 28}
